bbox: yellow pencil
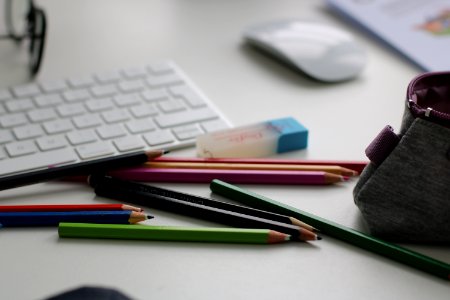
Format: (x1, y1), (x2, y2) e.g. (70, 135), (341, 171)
(145, 161), (358, 176)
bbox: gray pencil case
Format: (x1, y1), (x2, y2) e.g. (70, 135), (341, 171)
(353, 71), (450, 243)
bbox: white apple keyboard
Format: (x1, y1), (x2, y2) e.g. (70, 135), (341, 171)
(0, 61), (231, 177)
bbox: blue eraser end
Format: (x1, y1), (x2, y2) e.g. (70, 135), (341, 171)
(269, 117), (308, 153)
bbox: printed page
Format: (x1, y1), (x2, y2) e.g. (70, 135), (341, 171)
(327, 0), (450, 71)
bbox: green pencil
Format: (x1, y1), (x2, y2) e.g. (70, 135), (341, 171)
(210, 179), (450, 281)
(58, 223), (291, 244)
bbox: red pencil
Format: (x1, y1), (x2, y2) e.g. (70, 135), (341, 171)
(154, 157), (368, 173)
(0, 203), (143, 212)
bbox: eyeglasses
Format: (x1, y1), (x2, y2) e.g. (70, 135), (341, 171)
(0, 0), (47, 75)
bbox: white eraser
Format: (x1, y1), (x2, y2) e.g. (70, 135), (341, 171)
(196, 117), (308, 158)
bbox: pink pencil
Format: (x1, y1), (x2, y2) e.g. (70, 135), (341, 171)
(0, 203), (143, 212)
(108, 168), (348, 185)
(154, 157), (368, 173)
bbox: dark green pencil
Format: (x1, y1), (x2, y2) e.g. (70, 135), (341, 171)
(210, 179), (450, 281)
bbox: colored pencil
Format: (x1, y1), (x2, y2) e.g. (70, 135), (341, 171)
(0, 211), (150, 227)
(209, 179), (450, 281)
(87, 175), (317, 232)
(145, 161), (358, 176)
(154, 157), (368, 173)
(90, 175), (320, 241)
(0, 203), (143, 212)
(0, 149), (168, 191)
(59, 223), (291, 244)
(108, 168), (347, 185)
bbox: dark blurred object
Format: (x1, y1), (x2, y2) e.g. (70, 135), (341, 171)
(0, 0), (46, 75)
(44, 286), (133, 300)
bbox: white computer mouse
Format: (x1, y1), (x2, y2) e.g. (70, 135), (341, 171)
(243, 20), (367, 82)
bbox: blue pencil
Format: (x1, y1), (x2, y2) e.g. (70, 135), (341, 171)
(0, 211), (150, 227)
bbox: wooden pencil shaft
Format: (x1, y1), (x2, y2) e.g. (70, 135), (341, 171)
(92, 177), (314, 241)
(0, 211), (148, 227)
(210, 180), (450, 281)
(146, 161), (356, 175)
(58, 223), (290, 244)
(89, 175), (301, 227)
(0, 204), (143, 212)
(108, 168), (344, 185)
(154, 157), (368, 173)
(0, 150), (165, 191)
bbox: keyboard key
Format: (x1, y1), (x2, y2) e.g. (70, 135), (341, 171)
(154, 107), (218, 128)
(34, 94), (64, 107)
(72, 114), (103, 129)
(96, 124), (127, 139)
(5, 98), (35, 112)
(95, 70), (122, 83)
(67, 129), (98, 145)
(76, 142), (115, 159)
(91, 84), (117, 97)
(148, 62), (175, 74)
(113, 136), (146, 152)
(57, 103), (86, 117)
(122, 66), (148, 78)
(143, 130), (175, 146)
(101, 109), (130, 124)
(158, 99), (186, 113)
(0, 147), (77, 175)
(125, 119), (156, 133)
(113, 93), (142, 107)
(173, 125), (203, 140)
(43, 119), (73, 134)
(12, 83), (41, 98)
(6, 141), (38, 157)
(0, 130), (14, 144)
(0, 113), (28, 128)
(13, 124), (44, 140)
(68, 75), (96, 88)
(141, 89), (169, 102)
(146, 73), (184, 87)
(201, 119), (230, 133)
(28, 108), (58, 123)
(40, 79), (68, 93)
(170, 85), (206, 108)
(129, 104), (158, 118)
(118, 80), (145, 93)
(85, 98), (115, 112)
(36, 135), (68, 151)
(63, 89), (90, 102)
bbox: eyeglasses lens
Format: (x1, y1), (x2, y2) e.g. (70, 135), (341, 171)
(5, 0), (29, 39)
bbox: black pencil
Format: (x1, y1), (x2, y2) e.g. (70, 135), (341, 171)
(0, 150), (168, 191)
(89, 175), (320, 242)
(88, 174), (317, 232)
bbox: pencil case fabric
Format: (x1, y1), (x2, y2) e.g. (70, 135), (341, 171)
(353, 71), (450, 243)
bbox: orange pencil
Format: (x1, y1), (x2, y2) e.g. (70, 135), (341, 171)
(154, 157), (367, 173)
(145, 161), (358, 176)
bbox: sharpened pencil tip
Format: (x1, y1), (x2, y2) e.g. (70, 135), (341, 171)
(145, 149), (170, 160)
(146, 214), (154, 220)
(316, 235), (322, 240)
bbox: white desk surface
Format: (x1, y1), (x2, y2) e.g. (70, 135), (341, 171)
(0, 0), (448, 299)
